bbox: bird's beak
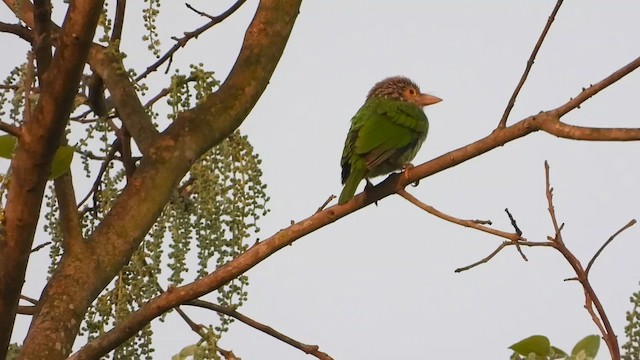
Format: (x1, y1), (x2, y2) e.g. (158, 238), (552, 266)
(416, 93), (442, 107)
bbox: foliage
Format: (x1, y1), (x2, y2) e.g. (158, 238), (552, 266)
(622, 284), (640, 360)
(509, 335), (599, 360)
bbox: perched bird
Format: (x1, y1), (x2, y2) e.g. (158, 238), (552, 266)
(338, 76), (442, 204)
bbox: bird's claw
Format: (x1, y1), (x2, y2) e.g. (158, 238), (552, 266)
(364, 179), (379, 206)
(402, 163), (420, 187)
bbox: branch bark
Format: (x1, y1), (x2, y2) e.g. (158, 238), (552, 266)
(0, 2), (104, 358)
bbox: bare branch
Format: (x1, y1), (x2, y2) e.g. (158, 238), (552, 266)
(0, 21), (33, 42)
(498, 0), (563, 128)
(135, 0), (247, 81)
(186, 299), (334, 360)
(553, 55), (640, 117)
(398, 189), (523, 242)
(543, 163), (620, 360)
(585, 219), (636, 275)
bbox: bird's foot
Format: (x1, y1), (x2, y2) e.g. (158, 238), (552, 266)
(364, 179), (379, 206)
(403, 163), (420, 187)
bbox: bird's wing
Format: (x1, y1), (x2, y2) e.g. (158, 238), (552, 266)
(353, 98), (428, 169)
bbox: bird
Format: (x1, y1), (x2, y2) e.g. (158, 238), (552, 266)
(338, 76), (442, 205)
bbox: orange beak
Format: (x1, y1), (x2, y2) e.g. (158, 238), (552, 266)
(416, 93), (442, 107)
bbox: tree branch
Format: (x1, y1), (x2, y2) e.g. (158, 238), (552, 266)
(543, 163), (620, 360)
(135, 0), (247, 82)
(0, 1), (105, 358)
(498, 0), (563, 128)
(398, 189), (523, 242)
(0, 121), (21, 137)
(69, 53), (640, 359)
(585, 219), (636, 276)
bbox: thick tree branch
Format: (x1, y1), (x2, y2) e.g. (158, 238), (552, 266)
(3, 0), (160, 154)
(498, 0), (563, 128)
(20, 1), (302, 359)
(0, 1), (104, 358)
(0, 21), (33, 42)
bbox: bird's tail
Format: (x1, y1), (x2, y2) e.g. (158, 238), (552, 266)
(338, 168), (366, 205)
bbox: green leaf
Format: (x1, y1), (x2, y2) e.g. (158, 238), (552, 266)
(0, 135), (17, 159)
(49, 146), (75, 180)
(549, 345), (569, 359)
(571, 335), (599, 358)
(510, 335), (551, 357)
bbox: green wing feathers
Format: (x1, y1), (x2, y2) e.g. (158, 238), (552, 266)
(339, 98), (429, 204)
(338, 166), (366, 204)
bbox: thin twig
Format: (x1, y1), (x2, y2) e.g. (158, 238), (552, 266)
(455, 240), (551, 272)
(316, 195), (335, 213)
(30, 241), (51, 253)
(504, 208), (528, 261)
(398, 189), (523, 242)
(497, 0), (563, 128)
(585, 219), (636, 275)
(544, 161), (564, 245)
(77, 140), (119, 209)
(455, 242), (509, 272)
(135, 0), (247, 82)
(20, 294), (38, 304)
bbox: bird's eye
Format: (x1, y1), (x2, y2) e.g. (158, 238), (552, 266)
(408, 88), (416, 95)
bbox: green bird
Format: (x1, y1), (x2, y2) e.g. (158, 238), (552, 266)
(338, 76), (442, 204)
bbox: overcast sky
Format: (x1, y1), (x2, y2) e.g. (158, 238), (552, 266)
(5, 1), (640, 359)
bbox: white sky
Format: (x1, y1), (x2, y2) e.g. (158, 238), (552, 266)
(5, 1), (640, 359)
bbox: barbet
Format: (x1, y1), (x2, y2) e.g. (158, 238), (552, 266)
(338, 76), (442, 204)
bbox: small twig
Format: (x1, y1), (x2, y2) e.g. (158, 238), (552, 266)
(20, 294), (38, 304)
(585, 219), (636, 275)
(455, 242), (510, 272)
(135, 0), (247, 82)
(504, 208), (523, 236)
(316, 195), (335, 213)
(497, 0), (563, 128)
(544, 161), (564, 245)
(77, 141), (120, 209)
(185, 3), (215, 20)
(398, 189), (523, 242)
(504, 208), (528, 261)
(30, 241), (51, 253)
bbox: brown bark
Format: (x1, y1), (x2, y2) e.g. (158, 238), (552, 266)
(0, 2), (104, 358)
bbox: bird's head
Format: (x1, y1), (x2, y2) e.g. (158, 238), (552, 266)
(367, 76), (442, 107)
